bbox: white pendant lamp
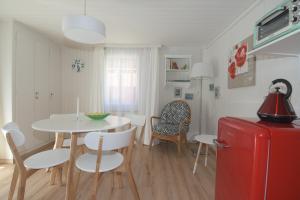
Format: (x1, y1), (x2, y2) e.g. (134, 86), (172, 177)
(62, 0), (106, 44)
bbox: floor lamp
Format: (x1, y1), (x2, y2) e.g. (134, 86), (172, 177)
(190, 63), (213, 142)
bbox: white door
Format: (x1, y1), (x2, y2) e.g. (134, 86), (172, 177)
(49, 44), (61, 115)
(15, 30), (35, 152)
(48, 44), (61, 140)
(33, 39), (50, 143)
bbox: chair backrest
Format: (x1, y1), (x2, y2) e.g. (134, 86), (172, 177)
(2, 122), (26, 170)
(124, 113), (146, 143)
(124, 113), (146, 127)
(160, 100), (191, 124)
(2, 122), (25, 147)
(84, 126), (136, 151)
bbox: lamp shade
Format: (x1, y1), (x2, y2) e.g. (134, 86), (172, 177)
(62, 15), (106, 44)
(190, 62), (213, 79)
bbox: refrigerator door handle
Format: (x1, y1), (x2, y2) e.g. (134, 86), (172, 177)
(213, 139), (230, 149)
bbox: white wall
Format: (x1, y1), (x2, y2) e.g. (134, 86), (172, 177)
(203, 0), (300, 134)
(62, 45), (205, 140)
(0, 20), (14, 159)
(61, 47), (95, 113)
(159, 46), (208, 140)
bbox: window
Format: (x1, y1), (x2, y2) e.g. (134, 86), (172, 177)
(104, 49), (139, 112)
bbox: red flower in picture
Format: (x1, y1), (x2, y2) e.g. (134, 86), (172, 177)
(235, 42), (248, 67)
(228, 62), (236, 79)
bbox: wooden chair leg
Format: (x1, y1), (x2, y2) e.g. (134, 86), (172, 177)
(177, 142), (181, 154)
(57, 167), (63, 186)
(17, 173), (27, 200)
(50, 167), (57, 185)
(8, 166), (19, 200)
(79, 145), (85, 154)
(193, 143), (203, 175)
(63, 161), (69, 180)
(90, 172), (100, 200)
(114, 171), (123, 188)
(127, 167), (140, 200)
(177, 136), (181, 154)
(74, 169), (81, 199)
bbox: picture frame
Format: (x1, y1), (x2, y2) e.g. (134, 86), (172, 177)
(185, 93), (194, 100)
(174, 87), (182, 98)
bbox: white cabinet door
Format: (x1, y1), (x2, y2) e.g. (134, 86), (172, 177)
(48, 44), (61, 140)
(49, 44), (61, 115)
(15, 30), (35, 152)
(33, 39), (50, 143)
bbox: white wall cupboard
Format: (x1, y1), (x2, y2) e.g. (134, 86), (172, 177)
(13, 22), (61, 153)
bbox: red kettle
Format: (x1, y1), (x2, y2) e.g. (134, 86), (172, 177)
(257, 79), (297, 123)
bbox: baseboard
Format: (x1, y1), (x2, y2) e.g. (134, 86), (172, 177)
(0, 159), (13, 164)
(21, 141), (55, 160)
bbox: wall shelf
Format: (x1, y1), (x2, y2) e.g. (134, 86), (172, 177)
(165, 55), (192, 86)
(248, 29), (300, 57)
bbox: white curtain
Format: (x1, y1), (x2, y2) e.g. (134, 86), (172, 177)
(89, 47), (105, 112)
(103, 47), (159, 145)
(103, 48), (139, 113)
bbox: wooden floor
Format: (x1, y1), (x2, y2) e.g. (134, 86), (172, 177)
(0, 143), (216, 200)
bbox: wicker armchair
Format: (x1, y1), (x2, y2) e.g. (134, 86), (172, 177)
(150, 100), (191, 153)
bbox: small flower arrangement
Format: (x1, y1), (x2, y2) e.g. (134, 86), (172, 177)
(72, 58), (85, 72)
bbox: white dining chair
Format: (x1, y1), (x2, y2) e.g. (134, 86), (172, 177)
(74, 127), (140, 200)
(2, 122), (70, 200)
(124, 113), (146, 144)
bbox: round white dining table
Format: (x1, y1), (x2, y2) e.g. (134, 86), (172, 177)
(32, 114), (130, 133)
(32, 114), (131, 200)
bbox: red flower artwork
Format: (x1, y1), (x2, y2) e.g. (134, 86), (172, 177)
(235, 42), (247, 67)
(227, 41), (248, 79)
(228, 62), (236, 79)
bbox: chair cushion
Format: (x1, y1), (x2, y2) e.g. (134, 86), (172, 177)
(76, 151), (123, 173)
(160, 101), (190, 124)
(153, 123), (189, 136)
(24, 148), (69, 169)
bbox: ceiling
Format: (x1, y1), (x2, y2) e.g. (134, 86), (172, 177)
(0, 0), (256, 47)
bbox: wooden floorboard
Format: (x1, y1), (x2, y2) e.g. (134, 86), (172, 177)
(0, 143), (215, 200)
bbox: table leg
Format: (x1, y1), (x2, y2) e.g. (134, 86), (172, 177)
(66, 134), (78, 200)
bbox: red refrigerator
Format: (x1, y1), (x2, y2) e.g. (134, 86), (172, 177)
(215, 117), (300, 200)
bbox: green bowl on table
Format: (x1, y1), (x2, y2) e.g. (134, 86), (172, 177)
(85, 112), (110, 120)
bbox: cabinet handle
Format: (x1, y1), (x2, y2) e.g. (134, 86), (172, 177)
(213, 139), (230, 149)
(50, 92), (54, 97)
(34, 91), (39, 99)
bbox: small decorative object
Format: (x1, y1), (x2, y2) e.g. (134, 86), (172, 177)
(185, 93), (194, 100)
(228, 35), (256, 89)
(171, 62), (179, 69)
(174, 87), (182, 98)
(182, 64), (188, 70)
(72, 58), (85, 72)
(86, 112), (110, 120)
